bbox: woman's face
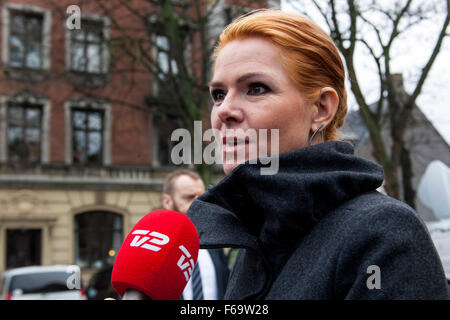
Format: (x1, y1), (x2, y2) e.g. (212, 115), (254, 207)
(210, 37), (314, 174)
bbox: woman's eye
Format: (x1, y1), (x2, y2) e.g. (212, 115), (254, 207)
(248, 83), (270, 95)
(211, 89), (226, 102)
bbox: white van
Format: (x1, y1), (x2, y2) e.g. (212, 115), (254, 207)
(0, 265), (86, 300)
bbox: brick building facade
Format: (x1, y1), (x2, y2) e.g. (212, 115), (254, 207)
(0, 0), (278, 288)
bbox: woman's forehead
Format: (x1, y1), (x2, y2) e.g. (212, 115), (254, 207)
(211, 38), (286, 84)
(215, 37), (280, 65)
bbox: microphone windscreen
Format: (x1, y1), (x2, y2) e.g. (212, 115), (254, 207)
(111, 209), (199, 300)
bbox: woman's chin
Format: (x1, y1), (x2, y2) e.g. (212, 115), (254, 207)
(222, 161), (246, 175)
(223, 163), (238, 175)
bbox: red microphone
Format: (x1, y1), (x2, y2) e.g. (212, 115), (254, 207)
(111, 210), (199, 300)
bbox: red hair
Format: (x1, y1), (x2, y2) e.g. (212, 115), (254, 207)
(214, 9), (347, 141)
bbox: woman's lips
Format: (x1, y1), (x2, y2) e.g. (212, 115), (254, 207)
(221, 136), (250, 153)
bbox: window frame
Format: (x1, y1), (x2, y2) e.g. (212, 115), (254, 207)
(65, 14), (110, 75)
(74, 211), (123, 269)
(64, 98), (111, 166)
(2, 3), (51, 71)
(7, 102), (43, 164)
(148, 14), (192, 96)
(9, 10), (43, 69)
(71, 108), (105, 166)
(0, 93), (50, 164)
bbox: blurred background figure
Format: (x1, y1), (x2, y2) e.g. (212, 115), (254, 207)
(162, 169), (229, 300)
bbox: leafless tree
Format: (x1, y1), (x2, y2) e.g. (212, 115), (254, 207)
(288, 0), (450, 208)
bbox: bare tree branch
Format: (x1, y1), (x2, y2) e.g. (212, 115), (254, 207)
(408, 0), (450, 106)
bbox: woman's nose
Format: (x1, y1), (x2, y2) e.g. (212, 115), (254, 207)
(216, 92), (244, 125)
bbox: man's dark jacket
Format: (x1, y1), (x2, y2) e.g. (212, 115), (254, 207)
(187, 141), (449, 299)
(208, 249), (230, 299)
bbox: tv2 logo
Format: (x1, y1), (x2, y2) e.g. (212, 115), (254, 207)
(129, 230), (170, 252)
(177, 245), (196, 282)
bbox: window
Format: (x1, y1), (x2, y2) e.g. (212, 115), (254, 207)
(64, 99), (111, 165)
(2, 3), (51, 73)
(74, 211), (123, 269)
(153, 113), (182, 166)
(6, 229), (42, 269)
(71, 108), (104, 165)
(9, 10), (43, 69)
(70, 20), (105, 74)
(155, 35), (178, 79)
(8, 272), (73, 294)
(7, 102), (42, 163)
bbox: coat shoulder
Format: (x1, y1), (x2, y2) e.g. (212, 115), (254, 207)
(330, 191), (427, 236)
(323, 192), (449, 299)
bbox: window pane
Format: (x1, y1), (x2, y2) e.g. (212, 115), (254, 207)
(73, 130), (86, 163)
(8, 106), (23, 126)
(7, 105), (42, 163)
(72, 110), (86, 129)
(87, 29), (102, 42)
(25, 128), (40, 143)
(27, 141), (40, 162)
(72, 29), (85, 41)
(25, 127), (41, 162)
(171, 59), (178, 75)
(26, 16), (42, 39)
(10, 14), (24, 33)
(86, 44), (101, 73)
(157, 36), (169, 70)
(156, 35), (169, 50)
(157, 51), (169, 75)
(88, 132), (102, 161)
(88, 112), (102, 130)
(72, 42), (86, 71)
(26, 40), (42, 69)
(10, 272), (71, 294)
(8, 127), (26, 162)
(72, 109), (104, 164)
(10, 34), (25, 67)
(8, 126), (23, 144)
(25, 108), (41, 126)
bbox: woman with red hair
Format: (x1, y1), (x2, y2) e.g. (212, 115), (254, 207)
(187, 9), (449, 299)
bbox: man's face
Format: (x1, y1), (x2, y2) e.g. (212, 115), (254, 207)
(163, 175), (205, 214)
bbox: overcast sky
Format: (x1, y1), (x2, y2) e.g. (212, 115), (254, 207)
(281, 0), (450, 145)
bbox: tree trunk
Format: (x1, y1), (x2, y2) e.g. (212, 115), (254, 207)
(400, 146), (416, 209)
(382, 164), (400, 200)
(195, 162), (213, 187)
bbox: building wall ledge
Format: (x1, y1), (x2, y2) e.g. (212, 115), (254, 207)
(0, 163), (175, 191)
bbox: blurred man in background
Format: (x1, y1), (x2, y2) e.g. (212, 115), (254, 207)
(162, 169), (229, 300)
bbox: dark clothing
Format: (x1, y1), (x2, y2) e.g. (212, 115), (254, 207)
(187, 141), (449, 299)
(208, 249), (230, 299)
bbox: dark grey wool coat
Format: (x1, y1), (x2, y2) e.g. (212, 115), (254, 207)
(187, 141), (449, 299)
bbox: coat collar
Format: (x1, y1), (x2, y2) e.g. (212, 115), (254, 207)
(187, 141), (384, 299)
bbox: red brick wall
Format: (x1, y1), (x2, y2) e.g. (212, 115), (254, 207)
(0, 0), (153, 166)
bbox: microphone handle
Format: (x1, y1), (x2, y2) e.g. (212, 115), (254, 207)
(122, 289), (151, 300)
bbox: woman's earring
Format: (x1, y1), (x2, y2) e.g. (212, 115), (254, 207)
(308, 124), (324, 146)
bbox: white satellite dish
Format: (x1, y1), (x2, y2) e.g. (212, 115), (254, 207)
(417, 160), (450, 220)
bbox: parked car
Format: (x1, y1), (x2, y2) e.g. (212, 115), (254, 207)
(0, 265), (86, 300)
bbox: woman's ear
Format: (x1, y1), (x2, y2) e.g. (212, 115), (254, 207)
(311, 87), (339, 133)
(161, 194), (174, 211)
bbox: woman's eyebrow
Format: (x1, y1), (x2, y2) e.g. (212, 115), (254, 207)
(208, 80), (224, 88)
(209, 72), (270, 88)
